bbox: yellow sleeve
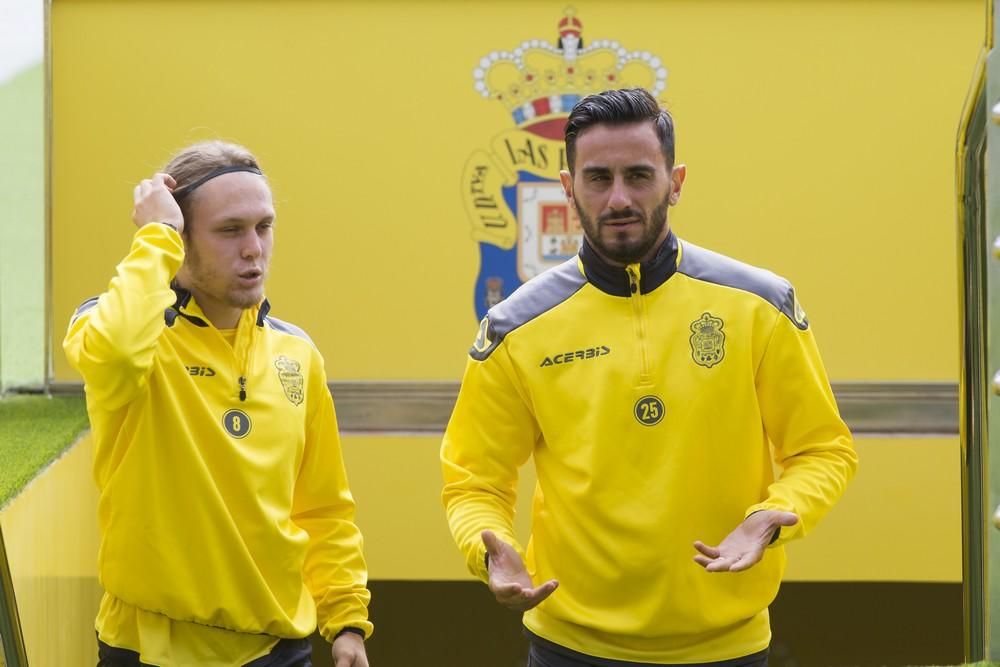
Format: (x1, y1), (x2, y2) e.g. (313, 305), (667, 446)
(441, 341), (539, 583)
(292, 352), (373, 642)
(62, 224), (184, 410)
(746, 306), (858, 545)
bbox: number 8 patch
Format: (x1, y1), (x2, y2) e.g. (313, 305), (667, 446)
(634, 395), (665, 426)
(223, 409), (252, 438)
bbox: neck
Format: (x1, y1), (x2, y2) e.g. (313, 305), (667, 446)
(181, 283), (243, 329)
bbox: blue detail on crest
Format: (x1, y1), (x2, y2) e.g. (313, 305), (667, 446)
(509, 95), (581, 124)
(561, 94), (581, 111)
(473, 171), (561, 321)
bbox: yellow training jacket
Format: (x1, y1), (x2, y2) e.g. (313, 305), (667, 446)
(63, 224), (372, 662)
(442, 231), (857, 664)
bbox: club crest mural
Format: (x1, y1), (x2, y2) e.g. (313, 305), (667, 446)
(462, 8), (668, 320)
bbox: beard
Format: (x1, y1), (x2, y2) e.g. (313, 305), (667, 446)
(575, 193), (670, 265)
(183, 243), (263, 310)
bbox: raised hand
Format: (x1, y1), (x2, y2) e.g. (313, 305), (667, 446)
(132, 172), (184, 232)
(693, 510), (799, 573)
(482, 529), (558, 612)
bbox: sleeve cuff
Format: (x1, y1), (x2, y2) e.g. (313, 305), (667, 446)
(320, 620), (374, 643)
(334, 627), (367, 641)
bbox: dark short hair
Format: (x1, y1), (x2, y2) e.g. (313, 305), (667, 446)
(564, 88), (675, 173)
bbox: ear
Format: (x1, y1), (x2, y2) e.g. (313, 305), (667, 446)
(668, 164), (687, 205)
(559, 170), (574, 205)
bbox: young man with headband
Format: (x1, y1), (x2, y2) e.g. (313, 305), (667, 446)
(64, 141), (371, 667)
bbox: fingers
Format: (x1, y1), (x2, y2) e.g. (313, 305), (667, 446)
(531, 579), (559, 604)
(694, 549), (763, 572)
(494, 579), (559, 611)
(693, 554), (713, 568)
(151, 172), (176, 191)
(693, 540), (720, 558)
(696, 555), (738, 572)
(132, 174), (184, 231)
(490, 581), (523, 598)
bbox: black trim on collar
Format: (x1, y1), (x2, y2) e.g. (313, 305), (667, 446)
(164, 283), (269, 328)
(579, 230), (679, 297)
(255, 299), (271, 327)
(164, 283), (209, 328)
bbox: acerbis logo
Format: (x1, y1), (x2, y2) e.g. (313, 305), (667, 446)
(186, 366), (216, 377)
(540, 346), (610, 367)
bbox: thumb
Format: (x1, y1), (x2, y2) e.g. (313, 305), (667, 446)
(773, 511), (799, 527)
(481, 530), (504, 558)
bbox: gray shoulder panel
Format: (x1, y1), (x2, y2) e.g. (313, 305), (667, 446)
(470, 258), (587, 361)
(265, 316), (317, 347)
(70, 297), (100, 325)
(677, 241), (808, 330)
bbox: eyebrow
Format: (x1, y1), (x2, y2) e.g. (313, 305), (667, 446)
(581, 165), (656, 176)
(213, 215), (275, 226)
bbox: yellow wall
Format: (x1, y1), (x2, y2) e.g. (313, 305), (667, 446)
(0, 436), (100, 667)
(343, 434), (961, 583)
(0, 427), (961, 665)
(50, 0), (982, 382)
(39, 3), (972, 629)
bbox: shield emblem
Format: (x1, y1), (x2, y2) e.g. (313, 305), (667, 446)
(517, 182), (582, 281)
(690, 312), (725, 368)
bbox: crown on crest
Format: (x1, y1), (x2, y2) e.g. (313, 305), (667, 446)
(472, 7), (668, 126)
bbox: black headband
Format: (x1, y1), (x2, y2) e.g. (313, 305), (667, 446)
(172, 165), (264, 201)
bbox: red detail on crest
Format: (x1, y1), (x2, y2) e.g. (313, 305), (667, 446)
(523, 117), (568, 140)
(526, 74), (534, 81)
(567, 67), (575, 74)
(541, 204), (568, 233)
(558, 14), (582, 37)
(532, 98), (552, 116)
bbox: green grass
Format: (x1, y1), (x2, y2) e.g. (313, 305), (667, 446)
(0, 394), (89, 508)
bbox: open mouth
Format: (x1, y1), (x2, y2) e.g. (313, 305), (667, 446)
(238, 270), (263, 283)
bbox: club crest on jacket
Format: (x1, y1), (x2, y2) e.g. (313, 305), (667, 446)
(690, 313), (725, 368)
(275, 356), (305, 406)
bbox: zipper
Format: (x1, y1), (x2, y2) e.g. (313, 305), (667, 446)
(626, 264), (652, 384)
(232, 308), (259, 403)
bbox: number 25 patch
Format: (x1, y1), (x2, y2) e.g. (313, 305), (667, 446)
(223, 409), (252, 438)
(634, 395), (665, 426)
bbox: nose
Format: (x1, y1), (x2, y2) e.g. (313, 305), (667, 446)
(242, 231), (262, 260)
(607, 176), (632, 211)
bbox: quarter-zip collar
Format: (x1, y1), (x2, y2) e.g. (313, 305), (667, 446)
(579, 230), (679, 297)
(166, 284), (270, 331)
(167, 284), (269, 402)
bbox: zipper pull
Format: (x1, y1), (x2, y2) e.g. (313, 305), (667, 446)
(239, 376), (247, 402)
(627, 266), (640, 295)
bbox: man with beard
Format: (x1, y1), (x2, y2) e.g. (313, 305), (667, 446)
(64, 141), (371, 667)
(441, 88), (857, 666)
